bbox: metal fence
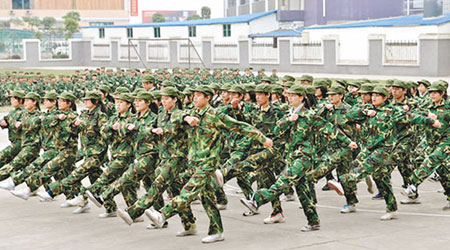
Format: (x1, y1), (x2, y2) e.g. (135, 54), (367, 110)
(91, 43), (111, 61)
(178, 41), (202, 63)
(250, 42), (278, 63)
(384, 40), (418, 65)
(118, 42), (139, 61)
(212, 42), (239, 63)
(146, 41), (170, 62)
(292, 41), (322, 63)
(40, 39), (71, 60)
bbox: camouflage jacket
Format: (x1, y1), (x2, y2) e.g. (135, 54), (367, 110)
(51, 109), (79, 151)
(156, 107), (189, 160)
(122, 109), (159, 157)
(101, 109), (134, 159)
(1, 106), (24, 143)
(39, 108), (59, 151)
(20, 109), (41, 147)
(78, 106), (108, 157)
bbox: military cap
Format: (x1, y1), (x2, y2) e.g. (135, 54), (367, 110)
(299, 75), (313, 82)
(348, 81), (362, 88)
(390, 80), (407, 89)
(160, 87), (179, 97)
(408, 81), (418, 88)
(161, 80), (175, 87)
(371, 86), (389, 96)
(220, 82), (233, 91)
(254, 84), (272, 93)
(287, 85), (306, 96)
(135, 91), (153, 101)
(270, 84), (284, 94)
(261, 76), (272, 83)
(438, 80), (449, 89)
(183, 87), (194, 95)
(114, 87), (130, 96)
(97, 84), (111, 93)
(133, 87), (146, 95)
(313, 80), (328, 88)
(25, 92), (40, 101)
(281, 81), (295, 88)
(243, 83), (256, 92)
(210, 82), (222, 90)
(116, 93), (134, 103)
(385, 79), (396, 86)
(428, 81), (447, 92)
(143, 75), (156, 83)
(59, 92), (77, 102)
(335, 79), (348, 88)
(327, 85), (346, 95)
(152, 90), (162, 99)
(11, 90), (25, 99)
(83, 91), (102, 100)
(194, 85), (214, 96)
(304, 86), (316, 95)
(282, 75), (295, 82)
(228, 85), (246, 94)
(359, 84), (375, 94)
(417, 79), (431, 87)
(43, 91), (58, 100)
(106, 69), (113, 72)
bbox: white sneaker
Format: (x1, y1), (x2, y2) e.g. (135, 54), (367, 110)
(117, 209), (133, 225)
(340, 204), (356, 213)
(217, 204), (227, 210)
(0, 178), (15, 191)
(99, 212), (117, 218)
(60, 201), (75, 208)
(146, 221), (168, 229)
(10, 187), (33, 200)
(66, 196), (84, 206)
(240, 198), (258, 213)
(263, 213), (285, 224)
(327, 180), (344, 196)
(37, 191), (54, 201)
(201, 233), (224, 243)
(301, 224), (320, 232)
(144, 208), (166, 229)
(86, 190), (104, 208)
(380, 211), (398, 221)
(401, 184), (417, 198)
(365, 177), (375, 194)
(400, 197), (421, 204)
(176, 226), (197, 237)
(214, 169), (224, 188)
(72, 203), (91, 214)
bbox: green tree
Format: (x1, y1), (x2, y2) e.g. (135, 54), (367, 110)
(187, 14), (201, 20)
(22, 16), (41, 31)
(152, 13), (166, 23)
(201, 6), (211, 19)
(63, 11), (81, 22)
(64, 17), (79, 39)
(42, 17), (56, 32)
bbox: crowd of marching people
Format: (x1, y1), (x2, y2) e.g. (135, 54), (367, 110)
(0, 67), (448, 243)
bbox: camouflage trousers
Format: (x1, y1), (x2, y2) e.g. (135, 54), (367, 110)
(160, 163), (222, 235)
(340, 147), (397, 212)
(0, 142), (21, 168)
(308, 148), (358, 206)
(26, 149), (77, 199)
(222, 150), (254, 200)
(88, 156), (133, 213)
(391, 139), (416, 187)
(48, 154), (103, 198)
(100, 153), (163, 213)
(11, 149), (58, 186)
(0, 145), (40, 182)
(253, 156), (319, 225)
(223, 148), (283, 215)
(127, 157), (196, 231)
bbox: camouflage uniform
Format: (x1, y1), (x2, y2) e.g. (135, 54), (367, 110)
(0, 105), (24, 169)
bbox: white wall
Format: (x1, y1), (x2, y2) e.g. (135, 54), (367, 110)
(248, 13), (279, 35)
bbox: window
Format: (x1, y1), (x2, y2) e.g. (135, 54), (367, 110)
(223, 24), (231, 37)
(127, 28), (133, 38)
(154, 27), (161, 38)
(240, 0), (247, 5)
(188, 26), (196, 37)
(89, 22), (113, 26)
(12, 0), (30, 9)
(99, 28), (105, 39)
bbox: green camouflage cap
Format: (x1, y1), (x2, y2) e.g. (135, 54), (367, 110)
(417, 79), (431, 87)
(287, 85), (306, 96)
(335, 79), (348, 88)
(161, 80), (175, 87)
(348, 81), (362, 88)
(117, 93), (134, 103)
(304, 86), (315, 95)
(194, 85), (214, 96)
(152, 90), (162, 99)
(327, 85), (346, 95)
(281, 81), (295, 88)
(11, 90), (25, 99)
(228, 85), (246, 94)
(133, 87), (146, 95)
(25, 92), (40, 101)
(270, 84), (284, 94)
(243, 83), (256, 92)
(135, 91), (153, 101)
(385, 79), (396, 86)
(210, 82), (222, 90)
(220, 82), (233, 91)
(106, 69), (113, 72)
(114, 87), (130, 96)
(160, 87), (179, 97)
(371, 86), (389, 96)
(407, 81), (418, 88)
(143, 75), (156, 83)
(83, 91), (102, 100)
(313, 80), (328, 88)
(183, 87), (194, 95)
(428, 81), (447, 92)
(390, 80), (407, 89)
(43, 91), (58, 100)
(254, 84), (272, 93)
(359, 84), (375, 94)
(97, 84), (111, 93)
(282, 75), (295, 82)
(59, 91), (77, 102)
(299, 75), (313, 82)
(261, 76), (272, 83)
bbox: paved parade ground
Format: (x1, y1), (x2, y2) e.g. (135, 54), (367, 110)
(0, 113), (449, 250)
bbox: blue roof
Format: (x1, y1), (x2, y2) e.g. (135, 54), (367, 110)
(307, 12), (450, 30)
(249, 28), (304, 38)
(83, 10), (277, 29)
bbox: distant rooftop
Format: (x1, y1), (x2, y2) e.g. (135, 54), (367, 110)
(83, 10), (277, 29)
(248, 28), (304, 38)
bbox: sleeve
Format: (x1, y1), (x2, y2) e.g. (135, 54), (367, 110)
(217, 112), (268, 145)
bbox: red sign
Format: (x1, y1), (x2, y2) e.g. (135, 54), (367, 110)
(130, 0), (138, 16)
